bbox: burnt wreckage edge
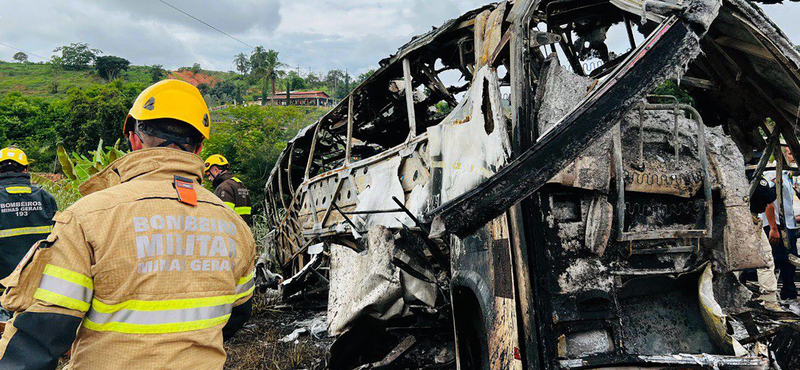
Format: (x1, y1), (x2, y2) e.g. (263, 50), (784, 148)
(430, 18), (704, 238)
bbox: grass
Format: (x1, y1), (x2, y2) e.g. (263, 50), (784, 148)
(0, 61), (238, 100)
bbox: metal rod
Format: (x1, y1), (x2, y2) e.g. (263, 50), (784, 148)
(673, 105), (680, 163)
(748, 129), (781, 197)
(391, 196), (451, 275)
(617, 103), (714, 241)
(304, 124), (322, 180)
(346, 96), (354, 165)
(403, 58), (417, 140)
(624, 16), (637, 50)
(613, 123), (626, 238)
(638, 104), (645, 168)
(332, 202), (362, 235)
(341, 208), (405, 215)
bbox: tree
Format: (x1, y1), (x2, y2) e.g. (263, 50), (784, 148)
(250, 47), (286, 105)
(12, 52), (28, 63)
(48, 56), (64, 94)
(285, 71), (307, 91)
(190, 63), (202, 74)
(95, 56), (130, 81)
(325, 69), (348, 98)
(55, 80), (147, 155)
(305, 72), (322, 89)
(197, 83), (211, 96)
(148, 64), (168, 83)
(53, 43), (102, 70)
(356, 69), (376, 85)
(233, 52), (251, 76)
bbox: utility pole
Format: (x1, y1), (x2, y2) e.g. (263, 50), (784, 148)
(345, 69), (350, 95)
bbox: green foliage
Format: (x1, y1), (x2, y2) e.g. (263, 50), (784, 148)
(148, 64), (168, 83)
(652, 80), (694, 105)
(285, 71), (307, 91)
(0, 79), (145, 173)
(233, 53), (251, 76)
(250, 48), (285, 104)
(0, 92), (66, 171)
(30, 139), (127, 211)
(203, 79), (247, 106)
(55, 80), (147, 155)
(57, 138), (126, 185)
(13, 52), (27, 63)
(95, 56), (130, 81)
(53, 43), (102, 70)
(30, 173), (81, 211)
(201, 105), (329, 206)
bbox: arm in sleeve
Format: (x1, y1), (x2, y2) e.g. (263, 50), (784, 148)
(46, 191), (58, 218)
(0, 211), (94, 369)
(215, 183), (237, 210)
(223, 228), (256, 341)
(222, 299), (251, 341)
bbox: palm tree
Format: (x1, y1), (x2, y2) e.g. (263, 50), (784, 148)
(233, 52), (250, 77)
(250, 47), (286, 105)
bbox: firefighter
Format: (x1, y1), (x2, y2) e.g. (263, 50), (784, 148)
(204, 154), (252, 225)
(0, 147), (57, 283)
(0, 80), (256, 370)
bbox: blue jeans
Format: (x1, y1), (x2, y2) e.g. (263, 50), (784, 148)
(766, 226), (798, 299)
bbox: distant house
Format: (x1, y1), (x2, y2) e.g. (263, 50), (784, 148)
(264, 91), (336, 107)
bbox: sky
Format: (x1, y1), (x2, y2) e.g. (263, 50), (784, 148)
(0, 0), (798, 76)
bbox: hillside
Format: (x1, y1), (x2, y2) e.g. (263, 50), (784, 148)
(0, 61), (237, 100)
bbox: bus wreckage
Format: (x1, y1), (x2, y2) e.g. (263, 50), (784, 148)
(259, 0), (800, 368)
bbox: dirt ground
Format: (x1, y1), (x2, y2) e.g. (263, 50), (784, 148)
(224, 294), (332, 370)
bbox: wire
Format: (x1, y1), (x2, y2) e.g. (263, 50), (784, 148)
(0, 42), (48, 60)
(158, 0), (255, 50)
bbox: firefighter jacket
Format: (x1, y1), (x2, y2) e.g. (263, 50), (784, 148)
(212, 171), (252, 225)
(0, 172), (57, 280)
(0, 148), (256, 370)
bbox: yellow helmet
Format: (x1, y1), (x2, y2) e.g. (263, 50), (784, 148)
(0, 147), (29, 166)
(204, 154), (229, 173)
(124, 79), (211, 140)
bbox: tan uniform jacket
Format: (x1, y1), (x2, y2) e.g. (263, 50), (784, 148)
(0, 148), (256, 369)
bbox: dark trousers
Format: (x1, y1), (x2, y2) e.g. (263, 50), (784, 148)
(765, 226), (798, 300)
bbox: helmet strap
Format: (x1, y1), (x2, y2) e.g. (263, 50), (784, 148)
(135, 120), (197, 152)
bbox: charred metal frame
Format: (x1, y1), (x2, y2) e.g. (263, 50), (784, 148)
(614, 102), (713, 242)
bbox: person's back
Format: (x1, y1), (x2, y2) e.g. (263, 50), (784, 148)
(0, 80), (256, 370)
(0, 148), (57, 280)
(204, 155), (252, 225)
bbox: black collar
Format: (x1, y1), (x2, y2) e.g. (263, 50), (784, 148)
(212, 171), (233, 188)
(0, 172), (31, 186)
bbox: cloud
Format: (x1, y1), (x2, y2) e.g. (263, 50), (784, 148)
(0, 0), (797, 75)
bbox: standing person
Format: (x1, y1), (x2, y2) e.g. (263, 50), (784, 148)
(0, 147), (57, 282)
(204, 154), (252, 225)
(748, 176), (782, 311)
(761, 149), (799, 300)
(0, 80), (256, 370)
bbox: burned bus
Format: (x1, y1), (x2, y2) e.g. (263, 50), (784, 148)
(261, 0), (800, 368)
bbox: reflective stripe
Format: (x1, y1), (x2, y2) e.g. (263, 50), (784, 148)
(235, 206), (251, 215)
(236, 272), (255, 295)
(43, 264), (93, 289)
(83, 314), (231, 334)
(34, 289), (91, 312)
(5, 186), (31, 194)
(224, 202), (236, 210)
(83, 293), (246, 334)
(86, 304), (232, 325)
(231, 177), (242, 183)
(34, 265), (93, 312)
(39, 275), (92, 303)
(0, 225), (53, 239)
